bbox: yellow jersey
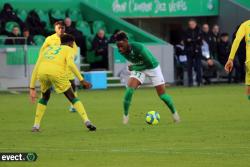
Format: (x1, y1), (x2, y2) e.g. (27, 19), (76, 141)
(30, 45), (83, 88)
(40, 33), (78, 56)
(229, 20), (250, 62)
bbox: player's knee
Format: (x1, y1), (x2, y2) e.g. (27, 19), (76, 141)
(71, 98), (79, 104)
(42, 90), (51, 101)
(38, 98), (48, 105)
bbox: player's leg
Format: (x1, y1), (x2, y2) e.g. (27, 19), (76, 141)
(52, 74), (96, 131)
(123, 71), (145, 124)
(32, 88), (51, 132)
(147, 66), (180, 123)
(245, 61), (250, 100)
(64, 88), (96, 131)
(32, 74), (52, 132)
(247, 86), (250, 100)
(155, 84), (180, 123)
(69, 79), (77, 112)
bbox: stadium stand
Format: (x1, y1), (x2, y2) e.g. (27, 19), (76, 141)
(33, 35), (45, 45)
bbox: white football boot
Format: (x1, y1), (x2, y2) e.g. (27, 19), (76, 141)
(123, 115), (129, 124)
(172, 111), (181, 123)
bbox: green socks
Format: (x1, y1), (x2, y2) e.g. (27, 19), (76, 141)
(160, 94), (176, 114)
(123, 89), (176, 116)
(123, 87), (135, 116)
(248, 95), (250, 100)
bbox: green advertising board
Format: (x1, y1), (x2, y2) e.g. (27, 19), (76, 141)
(82, 0), (219, 17)
(234, 0), (250, 9)
(0, 0), (219, 17)
(5, 46), (40, 65)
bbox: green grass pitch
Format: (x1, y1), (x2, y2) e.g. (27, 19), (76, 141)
(0, 85), (250, 167)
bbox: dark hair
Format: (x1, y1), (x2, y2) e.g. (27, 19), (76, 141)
(113, 29), (121, 35)
(115, 31), (128, 41)
(60, 34), (75, 45)
(3, 3), (13, 11)
(54, 21), (65, 27)
(23, 27), (29, 32)
(220, 33), (229, 37)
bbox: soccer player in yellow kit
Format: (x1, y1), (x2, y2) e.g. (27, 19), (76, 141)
(225, 20), (250, 100)
(29, 34), (96, 131)
(40, 21), (79, 112)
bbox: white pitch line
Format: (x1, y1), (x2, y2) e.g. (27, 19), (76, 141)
(0, 147), (250, 156)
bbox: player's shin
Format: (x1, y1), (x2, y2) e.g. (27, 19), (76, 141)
(123, 87), (135, 116)
(69, 91), (78, 112)
(72, 98), (89, 122)
(33, 98), (48, 128)
(160, 94), (180, 123)
(159, 94), (176, 114)
(247, 86), (250, 100)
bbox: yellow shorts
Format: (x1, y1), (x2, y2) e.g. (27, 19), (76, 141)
(66, 69), (75, 81)
(38, 73), (71, 93)
(246, 61), (250, 85)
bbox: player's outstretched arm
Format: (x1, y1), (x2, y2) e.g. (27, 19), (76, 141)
(224, 59), (234, 73)
(228, 22), (246, 61)
(29, 52), (43, 90)
(29, 88), (37, 103)
(80, 80), (92, 89)
(30, 38), (50, 89)
(67, 54), (92, 89)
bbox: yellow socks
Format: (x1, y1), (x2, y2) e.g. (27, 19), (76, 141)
(72, 98), (89, 123)
(33, 99), (47, 128)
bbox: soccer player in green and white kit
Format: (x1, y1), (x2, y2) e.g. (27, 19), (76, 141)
(115, 32), (180, 124)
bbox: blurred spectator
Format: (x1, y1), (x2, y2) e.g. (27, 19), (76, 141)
(25, 10), (46, 36)
(175, 40), (188, 85)
(183, 19), (202, 86)
(210, 24), (220, 59)
(218, 33), (231, 66)
(212, 24), (220, 37)
(64, 17), (86, 57)
(0, 3), (24, 34)
(175, 40), (187, 66)
(201, 39), (223, 84)
(64, 17), (74, 34)
(218, 33), (240, 83)
(22, 28), (35, 45)
(109, 29), (121, 43)
(92, 29), (109, 69)
(201, 23), (213, 54)
(5, 25), (23, 45)
(200, 23), (223, 84)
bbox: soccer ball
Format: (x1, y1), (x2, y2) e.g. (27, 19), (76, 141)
(145, 111), (160, 125)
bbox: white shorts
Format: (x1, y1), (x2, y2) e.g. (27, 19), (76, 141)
(130, 65), (165, 86)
